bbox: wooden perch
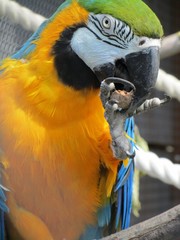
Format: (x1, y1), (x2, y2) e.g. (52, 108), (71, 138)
(161, 32), (180, 59)
(101, 204), (180, 240)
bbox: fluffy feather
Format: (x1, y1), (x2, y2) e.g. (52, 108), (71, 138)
(0, 1), (136, 239)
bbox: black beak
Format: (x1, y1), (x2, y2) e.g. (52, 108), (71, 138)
(124, 46), (160, 113)
(94, 46), (160, 113)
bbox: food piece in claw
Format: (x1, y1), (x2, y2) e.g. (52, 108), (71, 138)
(100, 77), (136, 160)
(111, 89), (134, 110)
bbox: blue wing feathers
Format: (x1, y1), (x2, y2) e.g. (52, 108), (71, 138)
(97, 202), (111, 227)
(0, 211), (5, 240)
(80, 225), (103, 240)
(115, 188), (122, 229)
(0, 185), (9, 240)
(115, 117), (135, 230)
(0, 188), (6, 202)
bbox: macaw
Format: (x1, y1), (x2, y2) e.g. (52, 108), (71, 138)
(0, 0), (163, 239)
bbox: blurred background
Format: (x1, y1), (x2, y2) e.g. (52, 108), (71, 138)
(133, 0), (180, 224)
(0, 0), (179, 227)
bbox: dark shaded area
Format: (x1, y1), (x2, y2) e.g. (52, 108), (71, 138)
(132, 0), (180, 226)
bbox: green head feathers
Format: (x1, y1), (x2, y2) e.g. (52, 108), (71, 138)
(58, 0), (163, 38)
(79, 0), (163, 38)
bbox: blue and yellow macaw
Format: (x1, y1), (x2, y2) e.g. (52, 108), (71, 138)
(0, 0), (163, 239)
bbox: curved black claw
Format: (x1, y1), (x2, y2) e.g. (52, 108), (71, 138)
(126, 150), (136, 159)
(160, 95), (171, 105)
(104, 77), (136, 92)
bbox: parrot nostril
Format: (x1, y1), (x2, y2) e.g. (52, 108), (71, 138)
(126, 150), (136, 159)
(139, 40), (146, 46)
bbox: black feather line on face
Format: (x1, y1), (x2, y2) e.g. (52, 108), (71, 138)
(52, 24), (100, 90)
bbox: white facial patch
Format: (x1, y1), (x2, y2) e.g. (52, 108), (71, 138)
(71, 27), (123, 70)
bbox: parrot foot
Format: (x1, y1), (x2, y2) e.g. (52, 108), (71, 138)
(100, 77), (170, 161)
(100, 78), (135, 160)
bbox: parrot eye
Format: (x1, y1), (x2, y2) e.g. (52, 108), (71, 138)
(87, 13), (135, 48)
(102, 17), (111, 29)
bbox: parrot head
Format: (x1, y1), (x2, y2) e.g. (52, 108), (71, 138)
(24, 0), (163, 112)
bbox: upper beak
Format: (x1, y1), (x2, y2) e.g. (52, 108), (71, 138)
(124, 46), (160, 113)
